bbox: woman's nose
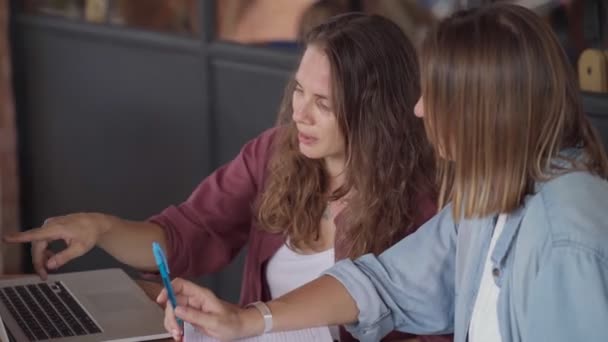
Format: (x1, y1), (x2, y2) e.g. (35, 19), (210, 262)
(292, 100), (313, 124)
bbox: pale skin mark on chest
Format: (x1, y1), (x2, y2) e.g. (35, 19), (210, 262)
(297, 199), (347, 254)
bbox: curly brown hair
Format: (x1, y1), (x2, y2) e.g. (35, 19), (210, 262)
(257, 13), (436, 258)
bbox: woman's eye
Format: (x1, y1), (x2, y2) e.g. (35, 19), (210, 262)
(317, 102), (331, 112)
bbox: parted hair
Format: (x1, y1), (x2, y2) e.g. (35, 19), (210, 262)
(419, 3), (608, 220)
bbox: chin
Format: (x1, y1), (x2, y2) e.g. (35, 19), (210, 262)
(298, 146), (324, 159)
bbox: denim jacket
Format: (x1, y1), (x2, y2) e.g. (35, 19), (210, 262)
(325, 171), (608, 342)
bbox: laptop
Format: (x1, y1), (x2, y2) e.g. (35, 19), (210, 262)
(0, 268), (171, 341)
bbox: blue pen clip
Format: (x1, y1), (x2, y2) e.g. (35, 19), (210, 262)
(152, 242), (183, 327)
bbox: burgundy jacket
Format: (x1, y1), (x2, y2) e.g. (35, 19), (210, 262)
(149, 128), (453, 342)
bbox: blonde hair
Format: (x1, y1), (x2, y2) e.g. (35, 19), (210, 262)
(420, 3), (608, 220)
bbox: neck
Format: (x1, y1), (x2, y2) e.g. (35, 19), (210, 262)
(324, 155), (346, 192)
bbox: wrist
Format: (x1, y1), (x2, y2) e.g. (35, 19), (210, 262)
(240, 305), (268, 337)
(96, 213), (117, 238)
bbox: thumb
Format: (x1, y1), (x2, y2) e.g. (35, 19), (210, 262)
(172, 279), (219, 310)
(47, 244), (86, 269)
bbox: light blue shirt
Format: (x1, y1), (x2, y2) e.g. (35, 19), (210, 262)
(325, 170), (608, 342)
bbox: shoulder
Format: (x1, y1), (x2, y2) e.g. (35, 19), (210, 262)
(527, 171), (608, 257)
(241, 127), (283, 157)
(240, 126), (291, 191)
(238, 126), (286, 171)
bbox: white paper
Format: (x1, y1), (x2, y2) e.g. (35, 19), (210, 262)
(183, 322), (334, 342)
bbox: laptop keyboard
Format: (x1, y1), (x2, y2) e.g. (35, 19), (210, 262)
(0, 281), (102, 341)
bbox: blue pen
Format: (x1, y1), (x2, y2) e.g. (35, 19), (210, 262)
(152, 242), (183, 327)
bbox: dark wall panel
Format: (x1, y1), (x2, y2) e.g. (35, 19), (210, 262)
(583, 93), (608, 150)
(589, 115), (608, 150)
(16, 26), (210, 273)
(212, 60), (293, 165)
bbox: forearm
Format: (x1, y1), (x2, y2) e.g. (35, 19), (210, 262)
(97, 215), (166, 271)
(245, 275), (359, 335)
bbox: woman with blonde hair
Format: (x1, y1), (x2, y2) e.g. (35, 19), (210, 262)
(158, 3), (608, 342)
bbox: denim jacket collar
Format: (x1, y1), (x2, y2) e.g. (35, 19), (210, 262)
(490, 203), (527, 276)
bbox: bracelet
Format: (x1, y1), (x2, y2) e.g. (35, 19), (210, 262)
(246, 301), (273, 334)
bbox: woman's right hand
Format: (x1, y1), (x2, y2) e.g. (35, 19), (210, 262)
(3, 213), (111, 279)
(157, 278), (264, 341)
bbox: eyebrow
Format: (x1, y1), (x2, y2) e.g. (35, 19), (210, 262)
(294, 79), (330, 101)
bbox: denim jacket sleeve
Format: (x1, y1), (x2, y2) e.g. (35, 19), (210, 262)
(324, 205), (458, 341)
(525, 244), (608, 341)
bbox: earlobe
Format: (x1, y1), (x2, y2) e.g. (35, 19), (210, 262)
(414, 98), (425, 118)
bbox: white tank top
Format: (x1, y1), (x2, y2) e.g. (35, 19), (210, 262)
(468, 213), (507, 342)
(266, 243), (338, 340)
(266, 243), (335, 297)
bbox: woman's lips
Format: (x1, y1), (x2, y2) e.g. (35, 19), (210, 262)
(298, 132), (318, 146)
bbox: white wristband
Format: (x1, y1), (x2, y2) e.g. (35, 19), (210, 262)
(246, 301), (273, 334)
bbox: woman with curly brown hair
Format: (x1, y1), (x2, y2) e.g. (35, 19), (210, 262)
(6, 13), (447, 342)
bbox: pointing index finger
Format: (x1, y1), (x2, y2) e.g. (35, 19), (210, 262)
(4, 226), (65, 243)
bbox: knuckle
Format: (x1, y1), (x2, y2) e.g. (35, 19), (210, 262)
(32, 240), (46, 249)
(199, 287), (212, 298)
